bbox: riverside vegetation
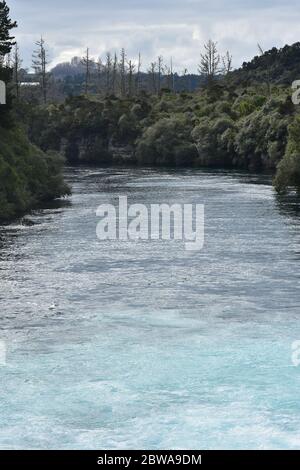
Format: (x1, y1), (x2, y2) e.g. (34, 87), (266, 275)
(0, 1), (69, 221)
(1, 0), (300, 222)
(25, 77), (300, 195)
(23, 41), (300, 195)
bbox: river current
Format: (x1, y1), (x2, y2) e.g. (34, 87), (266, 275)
(0, 167), (299, 449)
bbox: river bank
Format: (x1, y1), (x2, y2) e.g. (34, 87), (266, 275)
(0, 125), (70, 223)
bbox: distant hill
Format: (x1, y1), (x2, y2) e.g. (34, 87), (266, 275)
(50, 57), (205, 94)
(229, 42), (300, 86)
(51, 57), (90, 79)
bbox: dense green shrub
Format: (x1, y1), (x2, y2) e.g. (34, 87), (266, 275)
(0, 126), (70, 221)
(136, 116), (196, 166)
(22, 83), (299, 191)
(274, 116), (300, 193)
(192, 116), (236, 167)
(234, 98), (291, 169)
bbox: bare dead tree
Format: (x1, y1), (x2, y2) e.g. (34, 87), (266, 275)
(257, 43), (264, 56)
(170, 57), (175, 93)
(112, 52), (118, 95)
(257, 43), (271, 96)
(32, 36), (49, 103)
(12, 42), (22, 100)
(5, 51), (11, 67)
(136, 52), (142, 94)
(199, 39), (220, 86)
(182, 68), (188, 92)
(81, 47), (92, 95)
(105, 52), (112, 95)
(96, 57), (103, 94)
(119, 48), (126, 97)
(157, 55), (163, 93)
(148, 62), (157, 94)
(127, 59), (136, 97)
(164, 57), (175, 92)
(222, 51), (233, 75)
(162, 63), (170, 91)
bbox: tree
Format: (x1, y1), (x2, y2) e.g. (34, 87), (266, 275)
(4, 50), (10, 66)
(119, 48), (126, 97)
(136, 52), (142, 94)
(257, 43), (271, 96)
(112, 53), (118, 95)
(222, 51), (233, 75)
(199, 39), (220, 85)
(274, 116), (300, 193)
(136, 116), (197, 166)
(157, 55), (163, 93)
(149, 62), (157, 94)
(170, 57), (175, 93)
(0, 1), (17, 58)
(164, 57), (175, 92)
(96, 57), (103, 94)
(182, 68), (188, 92)
(0, 1), (16, 124)
(127, 59), (135, 97)
(32, 36), (49, 103)
(81, 47), (92, 95)
(12, 42), (22, 100)
(105, 52), (112, 94)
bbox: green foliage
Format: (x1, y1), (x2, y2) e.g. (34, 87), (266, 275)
(232, 94), (266, 117)
(0, 3), (69, 221)
(23, 73), (300, 191)
(274, 116), (300, 193)
(234, 96), (291, 169)
(0, 0), (17, 56)
(192, 116), (236, 167)
(0, 126), (70, 221)
(229, 43), (300, 87)
(2, 36), (299, 195)
(136, 116), (197, 167)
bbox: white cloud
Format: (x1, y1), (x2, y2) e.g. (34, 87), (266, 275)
(8, 0), (300, 73)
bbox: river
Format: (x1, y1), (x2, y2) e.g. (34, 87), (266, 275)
(0, 167), (300, 449)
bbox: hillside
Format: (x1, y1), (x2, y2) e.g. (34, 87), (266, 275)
(229, 42), (300, 86)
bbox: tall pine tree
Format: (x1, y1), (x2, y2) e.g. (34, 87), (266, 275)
(0, 1), (17, 58)
(0, 1), (17, 124)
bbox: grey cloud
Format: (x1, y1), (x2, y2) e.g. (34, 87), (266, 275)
(8, 0), (300, 72)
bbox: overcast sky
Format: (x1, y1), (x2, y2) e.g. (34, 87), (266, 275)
(8, 0), (300, 72)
